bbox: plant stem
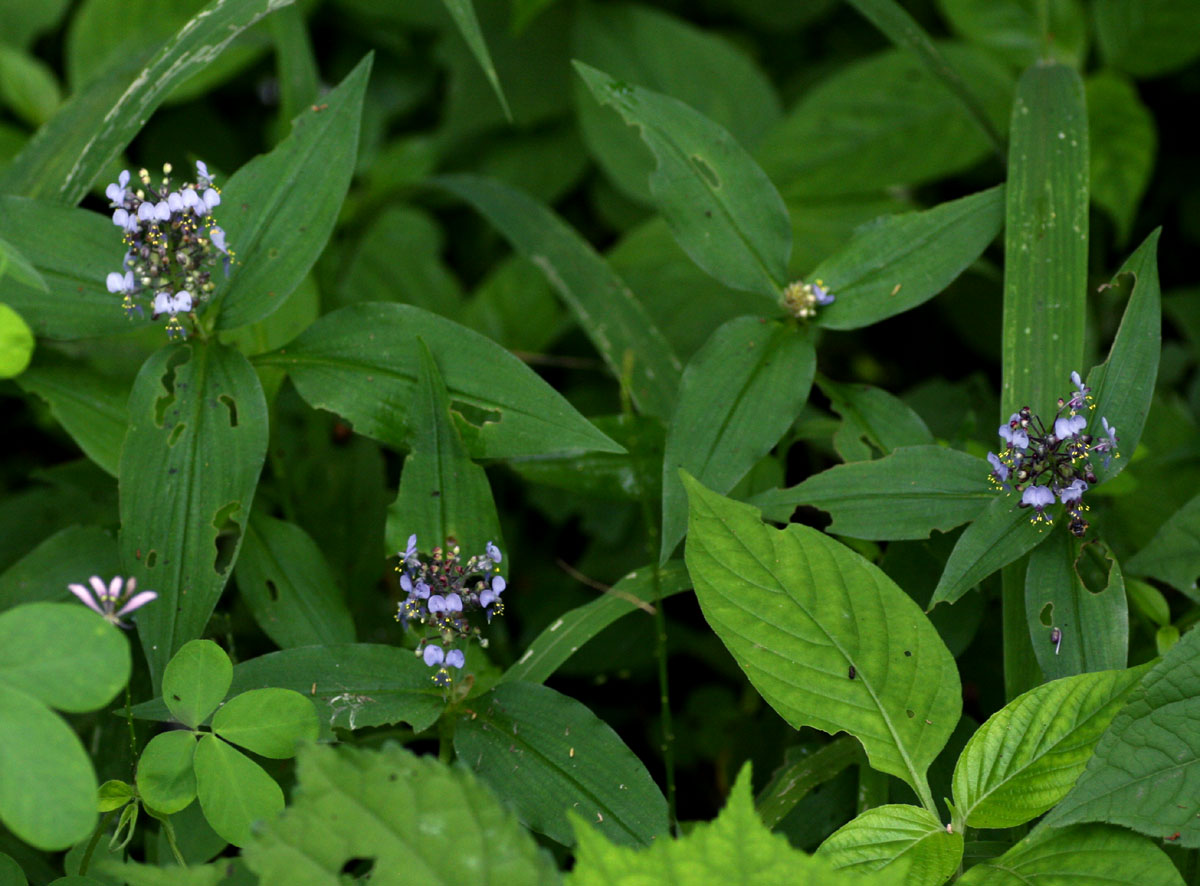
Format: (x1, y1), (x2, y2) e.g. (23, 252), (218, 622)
(78, 811), (114, 876)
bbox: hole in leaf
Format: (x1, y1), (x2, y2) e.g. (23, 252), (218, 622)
(452, 400), (501, 429)
(217, 394), (238, 428)
(167, 423), (186, 448)
(211, 501), (243, 576)
(266, 579), (279, 602)
(1039, 603), (1054, 627)
(339, 858), (375, 877)
(905, 709), (915, 719)
(1075, 541), (1113, 595)
(146, 550), (158, 568)
(689, 154), (720, 189)
(154, 348), (192, 427)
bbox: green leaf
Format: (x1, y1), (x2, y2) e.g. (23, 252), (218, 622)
(0, 0), (294, 204)
(811, 187), (1004, 331)
(0, 852), (22, 886)
(97, 778), (135, 812)
(755, 446), (991, 541)
(0, 301), (32, 378)
(1086, 229), (1161, 484)
(162, 639), (233, 729)
(193, 734), (283, 848)
(0, 684), (97, 850)
(1001, 62), (1088, 420)
(1093, 0), (1200, 78)
(755, 737), (861, 830)
(0, 45), (60, 126)
(256, 302), (623, 459)
(0, 526), (118, 611)
(819, 378), (934, 462)
(0, 602), (129, 712)
(0, 233), (46, 291)
(570, 1), (779, 204)
(682, 475), (960, 807)
(234, 513), (356, 649)
(98, 859), (225, 886)
(242, 743), (559, 884)
(119, 343), (268, 685)
(502, 561), (691, 686)
(1087, 72), (1156, 244)
(439, 0), (510, 119)
(936, 0), (1087, 68)
(568, 764), (908, 886)
(574, 60), (790, 301)
(0, 0), (71, 50)
(661, 317), (815, 561)
(213, 54), (370, 330)
(1127, 490), (1200, 599)
(136, 731), (198, 815)
(1025, 532), (1128, 679)
(929, 493), (1048, 608)
(952, 664), (1148, 829)
(385, 340), (501, 559)
(211, 688), (318, 759)
(957, 823), (1183, 885)
(434, 174), (681, 420)
(1049, 626), (1200, 846)
(816, 804), (961, 885)
(454, 682), (667, 847)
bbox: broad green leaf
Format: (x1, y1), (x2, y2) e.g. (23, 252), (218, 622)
(817, 804), (960, 885)
(661, 317), (815, 561)
(0, 233), (45, 290)
(136, 730), (198, 815)
(0, 602), (129, 712)
(1085, 230), (1161, 484)
(0, 852), (23, 885)
(755, 737), (861, 829)
(812, 187), (1003, 331)
(952, 664), (1147, 829)
(755, 446), (990, 541)
(454, 682), (667, 847)
(213, 54), (370, 330)
(385, 340), (501, 559)
(132, 644), (446, 735)
(682, 475), (961, 806)
(1025, 531), (1128, 679)
(256, 302), (622, 459)
(193, 734), (283, 848)
(17, 353), (127, 476)
(163, 640), (233, 729)
(119, 343), (268, 685)
(958, 823), (1183, 885)
(0, 45), (60, 126)
(936, 0), (1087, 68)
(0, 526), (118, 610)
(1001, 62), (1087, 420)
(242, 743), (559, 884)
(1087, 72), (1156, 244)
(434, 174), (681, 419)
(568, 765), (908, 886)
(234, 513), (356, 649)
(0, 301), (32, 378)
(0, 198), (133, 340)
(1093, 0), (1200, 78)
(929, 493), (1048, 607)
(819, 378), (934, 462)
(756, 44), (1012, 200)
(98, 859), (225, 886)
(0, 0), (294, 204)
(0, 685), (97, 850)
(1049, 626), (1200, 846)
(574, 61), (790, 301)
(1127, 490), (1200, 598)
(502, 561), (691, 685)
(211, 688), (318, 759)
(439, 0), (510, 119)
(571, 1), (779, 204)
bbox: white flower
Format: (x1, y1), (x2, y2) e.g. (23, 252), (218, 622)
(105, 170), (130, 204)
(106, 270), (135, 293)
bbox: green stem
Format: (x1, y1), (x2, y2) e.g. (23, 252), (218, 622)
(125, 683), (137, 778)
(78, 811), (114, 876)
(159, 812), (187, 867)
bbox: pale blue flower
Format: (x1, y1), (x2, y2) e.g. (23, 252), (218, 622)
(1067, 370), (1091, 409)
(999, 414), (1029, 450)
(105, 170), (130, 204)
(486, 541), (502, 563)
(445, 649), (465, 669)
(1021, 485), (1055, 518)
(106, 270), (135, 293)
(1057, 478), (1088, 504)
(422, 644), (445, 667)
(1054, 414), (1087, 439)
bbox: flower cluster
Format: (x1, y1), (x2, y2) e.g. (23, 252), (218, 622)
(782, 278), (835, 320)
(395, 535), (507, 687)
(104, 161), (231, 339)
(988, 371), (1119, 536)
(68, 575), (157, 628)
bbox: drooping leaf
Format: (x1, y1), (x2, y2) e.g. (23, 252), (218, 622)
(136, 730), (198, 815)
(193, 734), (283, 848)
(162, 639), (233, 730)
(816, 804), (961, 886)
(682, 474), (960, 807)
(211, 688), (318, 759)
(1126, 489), (1200, 599)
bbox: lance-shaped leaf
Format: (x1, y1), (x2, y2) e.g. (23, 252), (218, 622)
(0, 0), (295, 204)
(120, 343), (268, 687)
(255, 302), (622, 459)
(952, 664), (1148, 829)
(385, 340), (501, 559)
(213, 54), (371, 330)
(0, 234), (45, 291)
(573, 61), (790, 301)
(1127, 489), (1200, 599)
(1025, 531), (1128, 680)
(1048, 626), (1200, 847)
(819, 377), (933, 463)
(957, 823), (1183, 885)
(812, 186), (1003, 331)
(454, 682), (667, 847)
(816, 804), (961, 886)
(1085, 229), (1161, 484)
(682, 474), (960, 807)
(661, 316), (814, 561)
(753, 446), (991, 541)
(434, 174), (680, 419)
(440, 0), (510, 119)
